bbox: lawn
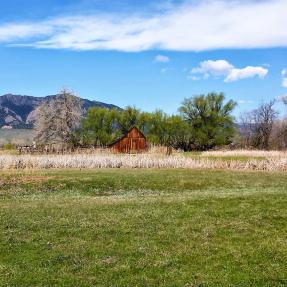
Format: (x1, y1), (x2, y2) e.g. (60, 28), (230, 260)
(0, 169), (287, 286)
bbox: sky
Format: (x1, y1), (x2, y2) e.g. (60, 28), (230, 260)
(0, 0), (287, 118)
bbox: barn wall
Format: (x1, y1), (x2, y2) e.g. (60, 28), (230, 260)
(110, 127), (147, 153)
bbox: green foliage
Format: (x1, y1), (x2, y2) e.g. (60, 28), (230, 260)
(2, 142), (14, 150)
(179, 92), (236, 150)
(81, 93), (236, 150)
(82, 106), (150, 147)
(81, 106), (190, 149)
(165, 115), (193, 150)
(145, 110), (168, 145)
(146, 112), (192, 149)
(82, 108), (120, 147)
(117, 106), (143, 134)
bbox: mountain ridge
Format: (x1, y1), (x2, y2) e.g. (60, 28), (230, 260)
(0, 94), (120, 128)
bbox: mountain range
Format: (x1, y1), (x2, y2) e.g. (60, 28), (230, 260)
(0, 94), (119, 129)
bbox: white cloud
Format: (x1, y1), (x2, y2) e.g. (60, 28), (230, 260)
(282, 69), (287, 88)
(155, 55), (170, 63)
(0, 23), (51, 42)
(0, 0), (286, 51)
(190, 60), (268, 82)
(225, 66), (268, 82)
(191, 60), (233, 79)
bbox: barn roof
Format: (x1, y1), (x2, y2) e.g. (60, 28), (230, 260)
(107, 126), (146, 147)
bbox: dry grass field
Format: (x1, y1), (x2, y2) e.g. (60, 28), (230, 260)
(0, 149), (287, 171)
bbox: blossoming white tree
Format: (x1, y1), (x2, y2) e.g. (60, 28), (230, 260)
(34, 89), (82, 148)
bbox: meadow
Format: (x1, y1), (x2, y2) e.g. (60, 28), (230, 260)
(0, 168), (287, 286)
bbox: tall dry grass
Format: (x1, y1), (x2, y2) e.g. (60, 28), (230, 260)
(201, 149), (287, 158)
(0, 150), (287, 171)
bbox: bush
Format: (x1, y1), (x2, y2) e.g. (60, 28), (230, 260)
(2, 142), (14, 150)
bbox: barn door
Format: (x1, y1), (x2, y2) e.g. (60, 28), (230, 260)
(131, 139), (137, 152)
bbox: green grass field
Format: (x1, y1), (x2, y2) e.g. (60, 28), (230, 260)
(1, 169), (287, 286)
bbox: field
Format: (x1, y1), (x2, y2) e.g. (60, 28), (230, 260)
(1, 168), (287, 286)
(1, 150), (287, 171)
(0, 129), (35, 146)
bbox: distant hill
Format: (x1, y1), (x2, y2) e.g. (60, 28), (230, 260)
(0, 94), (120, 128)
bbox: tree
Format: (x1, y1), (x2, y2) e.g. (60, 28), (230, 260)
(280, 96), (287, 148)
(239, 112), (255, 147)
(82, 107), (120, 147)
(282, 95), (287, 106)
(79, 94), (236, 151)
(179, 93), (236, 150)
(117, 106), (142, 134)
(164, 115), (192, 151)
(146, 110), (169, 145)
(269, 119), (287, 150)
(246, 100), (278, 149)
(34, 89), (83, 147)
(145, 112), (192, 150)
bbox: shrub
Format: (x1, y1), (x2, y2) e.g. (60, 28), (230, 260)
(2, 142), (14, 150)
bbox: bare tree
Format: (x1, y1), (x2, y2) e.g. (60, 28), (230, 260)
(281, 95), (287, 106)
(34, 89), (83, 148)
(269, 119), (287, 150)
(240, 100), (278, 149)
(274, 96), (287, 149)
(239, 112), (254, 147)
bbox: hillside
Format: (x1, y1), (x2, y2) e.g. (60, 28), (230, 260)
(0, 94), (120, 128)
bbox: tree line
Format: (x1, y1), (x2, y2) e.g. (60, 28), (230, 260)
(34, 89), (287, 151)
(239, 99), (287, 150)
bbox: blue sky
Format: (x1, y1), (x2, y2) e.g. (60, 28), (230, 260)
(0, 0), (287, 118)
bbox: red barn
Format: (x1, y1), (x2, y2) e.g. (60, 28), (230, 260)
(108, 127), (147, 153)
